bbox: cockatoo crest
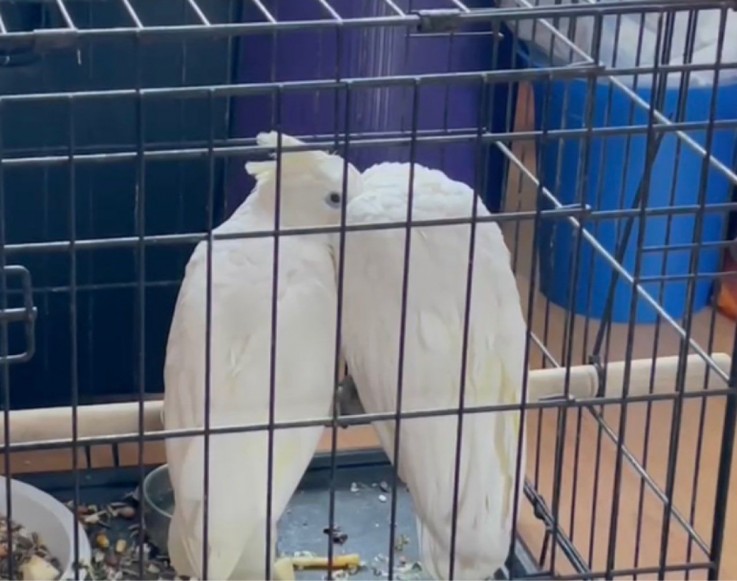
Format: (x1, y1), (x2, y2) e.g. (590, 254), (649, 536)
(245, 131), (334, 183)
(243, 131), (362, 228)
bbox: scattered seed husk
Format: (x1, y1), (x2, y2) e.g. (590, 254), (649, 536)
(346, 560), (365, 576)
(19, 554), (60, 581)
(115, 539), (127, 555)
(114, 506), (136, 520)
(95, 532), (110, 550)
(84, 512), (107, 526)
(0, 517), (63, 580)
(77, 490), (186, 581)
(106, 553), (120, 567)
(395, 561), (423, 575)
(378, 494), (388, 503)
(394, 534), (410, 552)
(68, 486), (396, 581)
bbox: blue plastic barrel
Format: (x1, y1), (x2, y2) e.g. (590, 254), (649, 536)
(524, 52), (737, 324)
(226, 0), (520, 215)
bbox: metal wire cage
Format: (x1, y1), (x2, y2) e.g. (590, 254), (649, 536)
(1, 0), (736, 579)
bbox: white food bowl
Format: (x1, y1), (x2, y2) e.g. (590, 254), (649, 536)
(0, 476), (92, 579)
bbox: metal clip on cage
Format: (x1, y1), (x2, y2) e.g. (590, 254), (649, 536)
(0, 266), (37, 365)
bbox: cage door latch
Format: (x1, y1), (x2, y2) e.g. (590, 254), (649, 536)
(0, 265), (37, 365)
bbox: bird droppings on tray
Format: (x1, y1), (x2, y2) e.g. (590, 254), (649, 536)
(377, 494), (387, 503)
(378, 482), (390, 493)
(0, 517), (62, 580)
(322, 525), (349, 545)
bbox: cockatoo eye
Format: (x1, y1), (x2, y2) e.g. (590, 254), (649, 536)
(325, 192), (342, 208)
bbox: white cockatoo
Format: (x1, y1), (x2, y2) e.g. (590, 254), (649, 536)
(163, 131), (361, 580)
(339, 162), (528, 580)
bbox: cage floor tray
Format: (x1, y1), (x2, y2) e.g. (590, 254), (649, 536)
(17, 450), (540, 580)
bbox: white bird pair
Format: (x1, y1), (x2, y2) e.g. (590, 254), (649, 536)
(162, 131), (528, 581)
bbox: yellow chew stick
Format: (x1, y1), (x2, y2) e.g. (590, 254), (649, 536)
(290, 554), (362, 570)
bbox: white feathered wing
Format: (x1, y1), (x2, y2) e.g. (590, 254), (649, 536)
(163, 133), (349, 580)
(341, 162), (527, 580)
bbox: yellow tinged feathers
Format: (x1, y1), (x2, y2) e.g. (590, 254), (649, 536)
(473, 350), (521, 526)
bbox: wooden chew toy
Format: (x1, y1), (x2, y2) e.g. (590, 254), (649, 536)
(290, 554), (362, 570)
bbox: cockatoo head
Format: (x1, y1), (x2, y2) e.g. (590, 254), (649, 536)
(245, 131), (361, 229)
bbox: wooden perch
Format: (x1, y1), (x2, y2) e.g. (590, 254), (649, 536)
(0, 353), (729, 446)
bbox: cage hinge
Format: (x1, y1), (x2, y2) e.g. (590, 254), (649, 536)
(0, 1), (80, 69)
(0, 265), (37, 365)
(412, 9), (463, 33)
